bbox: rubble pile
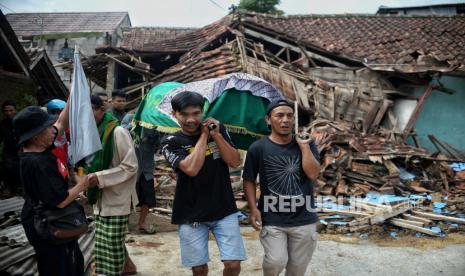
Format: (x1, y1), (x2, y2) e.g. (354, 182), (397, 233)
(308, 119), (465, 197)
(318, 193), (465, 236)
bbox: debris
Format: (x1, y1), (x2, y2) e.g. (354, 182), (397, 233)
(308, 120), (464, 196)
(153, 207), (173, 214)
(316, 193), (465, 237)
(411, 211), (465, 224)
(450, 163), (465, 172)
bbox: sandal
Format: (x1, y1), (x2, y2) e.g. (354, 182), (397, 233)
(139, 224), (156, 234)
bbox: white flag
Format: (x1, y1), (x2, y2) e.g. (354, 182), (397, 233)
(68, 47), (102, 165)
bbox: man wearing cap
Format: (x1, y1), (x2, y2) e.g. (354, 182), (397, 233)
(242, 100), (320, 276)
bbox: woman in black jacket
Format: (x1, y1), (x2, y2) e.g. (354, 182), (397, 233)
(14, 106), (89, 276)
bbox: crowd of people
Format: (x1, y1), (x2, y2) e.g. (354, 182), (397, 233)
(1, 89), (320, 276)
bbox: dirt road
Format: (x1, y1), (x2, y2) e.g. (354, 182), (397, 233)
(126, 214), (465, 276)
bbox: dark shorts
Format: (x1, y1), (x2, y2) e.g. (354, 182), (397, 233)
(136, 174), (156, 207)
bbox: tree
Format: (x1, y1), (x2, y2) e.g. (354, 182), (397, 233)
(238, 0), (284, 15)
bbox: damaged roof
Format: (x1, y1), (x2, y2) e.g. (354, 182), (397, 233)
(0, 9), (68, 102)
(124, 15), (235, 53)
(5, 12), (129, 37)
(243, 13), (465, 69)
(119, 26), (196, 50)
(118, 12), (465, 70)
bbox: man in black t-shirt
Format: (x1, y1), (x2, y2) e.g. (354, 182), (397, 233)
(160, 91), (246, 276)
(242, 100), (320, 276)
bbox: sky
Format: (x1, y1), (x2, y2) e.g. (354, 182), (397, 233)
(0, 0), (463, 27)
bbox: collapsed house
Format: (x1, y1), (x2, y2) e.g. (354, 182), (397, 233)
(5, 11), (132, 92)
(0, 9), (68, 105)
(80, 12), (465, 196)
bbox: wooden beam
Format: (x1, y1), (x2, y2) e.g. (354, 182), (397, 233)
(156, 196), (174, 200)
(320, 208), (369, 217)
(390, 218), (424, 227)
(244, 28), (351, 69)
(389, 219), (440, 236)
(369, 204), (411, 225)
(402, 83), (435, 141)
(412, 211), (465, 224)
(298, 44), (317, 67)
(371, 99), (392, 130)
(402, 214), (433, 225)
(105, 54), (155, 77)
(105, 60), (115, 96)
(275, 47), (287, 58)
(152, 207), (173, 214)
(0, 28), (30, 77)
(28, 50), (45, 70)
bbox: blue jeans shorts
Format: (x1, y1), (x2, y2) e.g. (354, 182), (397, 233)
(178, 211), (247, 267)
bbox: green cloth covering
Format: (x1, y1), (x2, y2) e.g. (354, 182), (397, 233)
(133, 82), (183, 135)
(206, 89), (270, 150)
(134, 83), (271, 150)
(86, 112), (119, 204)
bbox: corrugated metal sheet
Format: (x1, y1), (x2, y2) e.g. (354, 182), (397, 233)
(5, 257), (37, 276)
(0, 197), (95, 275)
(1, 222), (95, 275)
(0, 197), (24, 218)
(0, 244), (35, 272)
(0, 224), (28, 244)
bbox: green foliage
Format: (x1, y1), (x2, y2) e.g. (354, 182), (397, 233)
(238, 0), (284, 15)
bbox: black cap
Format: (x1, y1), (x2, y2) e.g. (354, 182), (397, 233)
(266, 100), (294, 116)
(13, 106), (57, 145)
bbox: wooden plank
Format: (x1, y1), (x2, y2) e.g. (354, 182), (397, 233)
(370, 99), (391, 129)
(389, 220), (440, 236)
(411, 211), (465, 224)
(152, 207), (173, 214)
(105, 60), (115, 95)
(156, 196), (174, 200)
(390, 218), (424, 227)
(348, 215), (373, 227)
(383, 159), (400, 175)
(320, 208), (369, 217)
(0, 28), (30, 77)
(363, 101), (383, 132)
(402, 214), (433, 224)
(369, 205), (411, 225)
(349, 224), (372, 232)
(440, 171), (449, 191)
(355, 202), (387, 213)
(402, 83), (435, 141)
(243, 28), (351, 68)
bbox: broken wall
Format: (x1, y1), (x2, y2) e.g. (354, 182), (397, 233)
(405, 75), (465, 152)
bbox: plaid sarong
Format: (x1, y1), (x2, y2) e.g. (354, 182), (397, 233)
(95, 215), (129, 276)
